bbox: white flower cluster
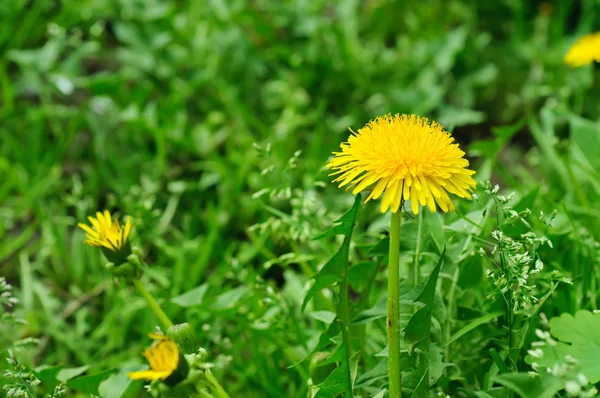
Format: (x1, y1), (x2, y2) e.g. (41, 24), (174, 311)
(480, 182), (558, 315)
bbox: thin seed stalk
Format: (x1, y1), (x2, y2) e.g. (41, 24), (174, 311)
(133, 278), (174, 330)
(387, 211), (403, 398)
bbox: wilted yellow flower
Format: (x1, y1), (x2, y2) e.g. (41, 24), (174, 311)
(78, 210), (132, 252)
(128, 334), (180, 381)
(564, 32), (600, 67)
(327, 114), (476, 214)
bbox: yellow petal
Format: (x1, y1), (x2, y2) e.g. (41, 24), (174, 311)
(123, 216), (133, 243)
(127, 369), (172, 381)
(78, 223), (100, 239)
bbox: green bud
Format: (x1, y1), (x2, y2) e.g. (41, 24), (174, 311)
(167, 323), (201, 355)
(309, 352), (336, 385)
(100, 240), (133, 265)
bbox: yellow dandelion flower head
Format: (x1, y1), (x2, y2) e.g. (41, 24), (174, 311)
(128, 334), (180, 381)
(327, 114), (476, 214)
(564, 32), (600, 67)
(78, 210), (132, 252)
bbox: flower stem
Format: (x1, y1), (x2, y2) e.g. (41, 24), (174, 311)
(205, 369), (230, 398)
(339, 260), (353, 397)
(132, 279), (174, 330)
(388, 211), (403, 398)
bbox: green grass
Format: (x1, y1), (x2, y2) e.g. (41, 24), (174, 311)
(1, 0), (600, 397)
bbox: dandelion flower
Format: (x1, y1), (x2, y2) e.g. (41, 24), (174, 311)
(78, 210), (132, 251)
(327, 114), (476, 214)
(128, 334), (181, 381)
(564, 32), (600, 67)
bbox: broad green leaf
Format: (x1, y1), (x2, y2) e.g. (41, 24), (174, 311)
(170, 283), (208, 307)
(494, 372), (563, 398)
(302, 195), (361, 311)
(67, 368), (117, 395)
(99, 371), (141, 398)
(310, 311), (337, 325)
(429, 344), (452, 385)
(210, 286), (248, 311)
(57, 365), (89, 382)
(33, 365), (63, 383)
(533, 310), (600, 383)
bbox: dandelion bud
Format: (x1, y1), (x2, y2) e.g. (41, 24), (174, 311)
(78, 211), (142, 278)
(128, 334), (189, 387)
(167, 323), (201, 355)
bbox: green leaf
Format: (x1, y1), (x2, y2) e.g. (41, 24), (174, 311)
(171, 283), (208, 307)
(355, 358), (387, 388)
(310, 311), (337, 325)
(347, 261), (377, 290)
(494, 372), (563, 398)
(210, 286), (248, 311)
(534, 310), (600, 383)
(443, 311), (504, 348)
(314, 194), (362, 240)
(352, 294), (387, 325)
(491, 118), (526, 146)
(404, 248), (446, 351)
(373, 390), (386, 398)
(302, 195), (361, 311)
(569, 114), (600, 169)
(57, 365), (89, 382)
(313, 343), (359, 398)
(33, 365), (63, 383)
(291, 318), (341, 368)
(99, 371), (141, 398)
(67, 368), (117, 395)
(367, 236), (389, 257)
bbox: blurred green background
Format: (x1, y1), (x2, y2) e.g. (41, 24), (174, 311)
(1, 0), (600, 397)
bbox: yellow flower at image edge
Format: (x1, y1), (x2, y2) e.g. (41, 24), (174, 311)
(327, 114), (476, 214)
(78, 210), (132, 252)
(564, 32), (600, 67)
(128, 334), (180, 381)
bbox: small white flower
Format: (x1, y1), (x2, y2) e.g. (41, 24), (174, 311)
(565, 380), (582, 396)
(576, 373), (588, 386)
(527, 349), (544, 358)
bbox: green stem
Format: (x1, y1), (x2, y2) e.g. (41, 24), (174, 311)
(339, 262), (353, 397)
(205, 370), (230, 398)
(132, 279), (174, 330)
(388, 211), (403, 398)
